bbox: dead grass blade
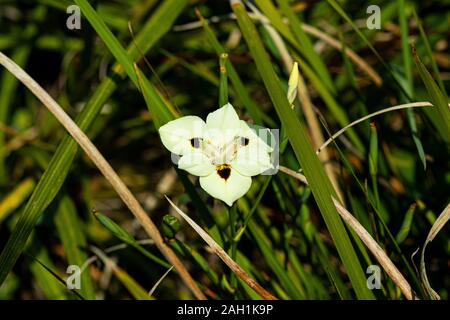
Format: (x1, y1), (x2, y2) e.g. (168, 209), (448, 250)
(300, 24), (382, 86)
(164, 195), (278, 300)
(248, 3), (343, 202)
(278, 165), (416, 300)
(149, 266), (174, 296)
(316, 102), (436, 154)
(0, 51), (206, 300)
(420, 203), (450, 300)
(332, 198), (416, 300)
(174, 14), (382, 86)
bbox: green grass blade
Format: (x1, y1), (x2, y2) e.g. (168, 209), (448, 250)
(0, 0), (187, 285)
(413, 51), (450, 142)
(395, 203), (416, 244)
(0, 178), (35, 223)
(198, 11), (264, 124)
(369, 123), (380, 208)
(74, 0), (137, 84)
(27, 240), (86, 300)
(90, 246), (153, 300)
(162, 50), (219, 85)
(275, 0), (335, 94)
(398, 0), (426, 170)
(398, 0), (412, 95)
(175, 241), (220, 286)
(219, 53), (229, 107)
(0, 96), (103, 285)
(77, 0), (177, 129)
(135, 66), (174, 129)
(412, 8), (446, 94)
(247, 220), (303, 299)
(231, 1), (374, 299)
(325, 0), (413, 102)
(296, 56), (365, 153)
(338, 31), (369, 117)
(325, 0), (383, 65)
(95, 213), (171, 269)
(54, 194), (96, 299)
(241, 1), (361, 139)
(130, 0), (188, 59)
(0, 46), (30, 184)
(399, 2), (423, 150)
(316, 243), (350, 300)
(288, 249), (329, 299)
(29, 245), (68, 299)
(253, 0), (335, 95)
(242, 6), (366, 152)
(113, 266), (154, 300)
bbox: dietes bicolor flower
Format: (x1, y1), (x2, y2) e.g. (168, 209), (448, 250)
(159, 103), (273, 206)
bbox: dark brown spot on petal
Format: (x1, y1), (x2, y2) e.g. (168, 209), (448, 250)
(216, 164), (231, 180)
(190, 137), (202, 148)
(240, 137), (249, 146)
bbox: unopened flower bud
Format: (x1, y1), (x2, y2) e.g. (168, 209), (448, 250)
(287, 62), (299, 108)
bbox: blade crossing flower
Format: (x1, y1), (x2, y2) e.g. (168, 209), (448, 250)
(159, 103), (273, 206)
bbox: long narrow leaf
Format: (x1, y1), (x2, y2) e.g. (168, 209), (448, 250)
(413, 51), (450, 142)
(54, 194), (96, 299)
(231, 0), (374, 299)
(0, 0), (187, 285)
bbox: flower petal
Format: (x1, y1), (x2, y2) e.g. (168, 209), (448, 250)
(158, 116), (205, 155)
(206, 103), (241, 131)
(178, 151), (215, 177)
(239, 121), (273, 153)
(199, 167), (252, 206)
(205, 103), (242, 146)
(226, 121), (273, 176)
(231, 145), (273, 176)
